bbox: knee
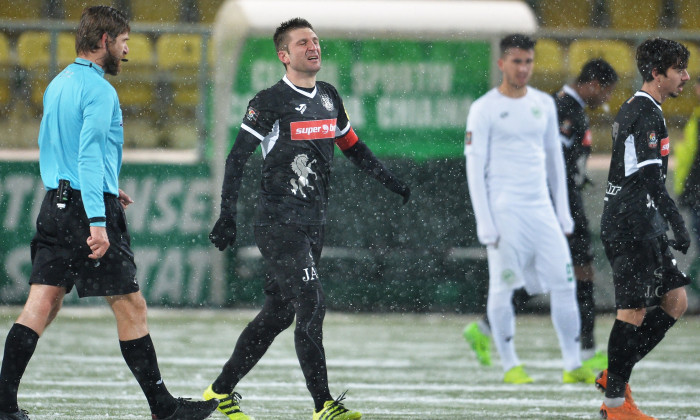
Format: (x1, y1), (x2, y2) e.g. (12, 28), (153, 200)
(663, 288), (688, 319)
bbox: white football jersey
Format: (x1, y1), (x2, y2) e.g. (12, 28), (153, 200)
(465, 86), (573, 245)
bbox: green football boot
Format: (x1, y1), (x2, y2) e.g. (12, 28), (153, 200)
(503, 365), (534, 384)
(563, 365), (596, 384)
(582, 350), (608, 371)
(312, 391), (361, 420)
(203, 384), (253, 420)
(462, 321), (492, 366)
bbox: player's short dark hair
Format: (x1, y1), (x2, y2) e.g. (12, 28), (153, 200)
(274, 17), (314, 52)
(75, 6), (129, 55)
(636, 38), (689, 82)
(576, 59), (618, 87)
(500, 34), (535, 56)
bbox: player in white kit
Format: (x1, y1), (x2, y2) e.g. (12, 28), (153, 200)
(464, 34), (595, 384)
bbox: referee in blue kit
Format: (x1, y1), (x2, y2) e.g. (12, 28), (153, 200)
(0, 6), (216, 420)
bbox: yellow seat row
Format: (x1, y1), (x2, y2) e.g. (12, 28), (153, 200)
(0, 0), (225, 23)
(532, 38), (700, 117)
(2, 31), (212, 108)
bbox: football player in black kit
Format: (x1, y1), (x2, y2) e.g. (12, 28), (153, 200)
(203, 18), (409, 420)
(597, 38), (690, 420)
(554, 59), (617, 371)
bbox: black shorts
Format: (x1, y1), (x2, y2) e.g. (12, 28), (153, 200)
(603, 235), (689, 309)
(29, 189), (139, 297)
(254, 224), (324, 300)
(568, 189), (593, 266)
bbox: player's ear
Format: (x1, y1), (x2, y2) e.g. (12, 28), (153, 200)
(277, 49), (289, 65)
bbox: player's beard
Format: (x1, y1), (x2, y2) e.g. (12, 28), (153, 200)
(102, 44), (122, 76)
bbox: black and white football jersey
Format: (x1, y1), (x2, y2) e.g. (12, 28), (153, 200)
(601, 91), (669, 241)
(241, 75), (356, 226)
(554, 86), (591, 191)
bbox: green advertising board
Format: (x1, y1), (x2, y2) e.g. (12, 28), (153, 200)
(226, 38), (491, 159)
(0, 162), (225, 306)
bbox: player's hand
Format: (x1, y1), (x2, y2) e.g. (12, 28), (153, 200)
(209, 217), (236, 251)
(118, 189), (134, 209)
(669, 226), (691, 254)
(87, 226), (110, 259)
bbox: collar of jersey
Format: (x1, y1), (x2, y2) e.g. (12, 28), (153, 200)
(74, 57), (105, 77)
(563, 84), (585, 108)
(634, 90), (662, 111)
(283, 75), (316, 98)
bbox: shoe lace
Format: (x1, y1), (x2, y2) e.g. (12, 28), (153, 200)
(220, 391), (243, 408)
(327, 390), (350, 413)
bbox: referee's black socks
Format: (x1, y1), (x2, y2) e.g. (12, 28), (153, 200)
(0, 323), (39, 413)
(120, 334), (177, 418)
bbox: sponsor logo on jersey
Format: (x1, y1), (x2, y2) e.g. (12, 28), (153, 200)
(582, 129), (592, 147)
(464, 131), (472, 146)
(648, 131), (658, 148)
(245, 106), (258, 123)
(660, 136), (670, 156)
(290, 119), (337, 140)
(606, 182), (621, 196)
(500, 111), (508, 119)
(320, 94), (334, 111)
(295, 103), (307, 114)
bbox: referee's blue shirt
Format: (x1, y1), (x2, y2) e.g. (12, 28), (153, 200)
(38, 57), (124, 227)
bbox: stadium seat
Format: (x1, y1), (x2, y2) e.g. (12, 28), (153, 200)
(567, 39), (636, 78)
(62, 0), (120, 20)
(196, 0), (226, 23)
(677, 0), (700, 30)
(155, 33), (205, 108)
(0, 32), (13, 107)
(532, 38), (565, 93)
(111, 33), (156, 108)
(538, 0), (591, 28)
(0, 0), (43, 20)
(17, 31), (77, 106)
(608, 0), (662, 30)
(131, 0), (180, 23)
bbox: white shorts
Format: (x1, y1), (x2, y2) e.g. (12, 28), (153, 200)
(487, 205), (574, 295)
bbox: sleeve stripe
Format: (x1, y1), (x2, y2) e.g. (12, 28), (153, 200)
(638, 159), (662, 168)
(336, 122), (351, 137)
(335, 127), (359, 151)
(241, 123), (265, 141)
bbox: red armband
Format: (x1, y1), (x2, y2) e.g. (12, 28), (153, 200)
(335, 127), (359, 151)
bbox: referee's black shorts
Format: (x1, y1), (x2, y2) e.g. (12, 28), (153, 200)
(603, 235), (689, 309)
(29, 189), (139, 297)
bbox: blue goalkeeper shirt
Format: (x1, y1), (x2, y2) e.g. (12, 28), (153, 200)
(38, 57), (124, 227)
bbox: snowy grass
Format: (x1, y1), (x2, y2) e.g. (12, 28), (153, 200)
(1, 307), (700, 419)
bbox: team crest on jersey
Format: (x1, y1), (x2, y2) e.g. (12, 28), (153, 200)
(245, 106), (258, 123)
(531, 107), (542, 118)
(290, 154), (317, 198)
(320, 94), (334, 111)
(648, 131), (658, 148)
(464, 131), (472, 146)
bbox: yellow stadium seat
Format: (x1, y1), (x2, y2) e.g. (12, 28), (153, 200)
(0, 33), (13, 106)
(0, 0), (43, 20)
(17, 31), (76, 71)
(608, 0), (662, 30)
(532, 38), (565, 93)
(17, 31), (77, 107)
(538, 0), (591, 28)
(131, 0), (180, 23)
(196, 0), (226, 23)
(677, 0), (700, 30)
(155, 33), (204, 108)
(567, 39), (636, 78)
(112, 33), (156, 108)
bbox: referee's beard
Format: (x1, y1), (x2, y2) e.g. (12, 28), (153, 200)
(103, 44), (122, 76)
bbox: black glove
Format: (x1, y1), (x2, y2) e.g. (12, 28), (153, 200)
(668, 225), (691, 254)
(209, 217), (237, 251)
